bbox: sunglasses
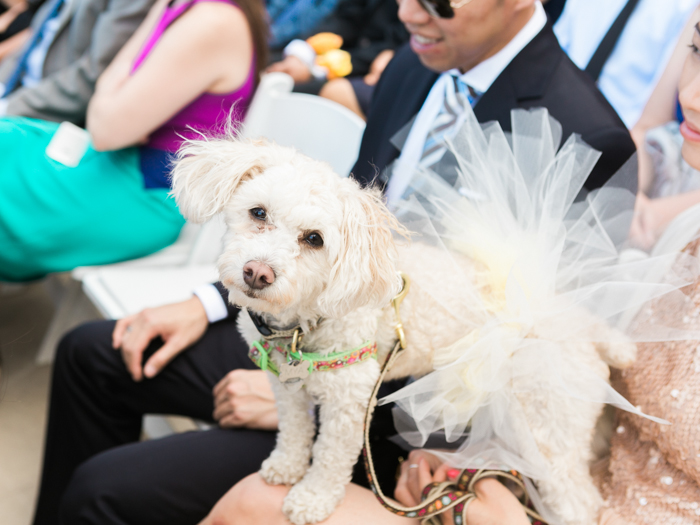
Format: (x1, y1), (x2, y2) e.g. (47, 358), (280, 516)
(415, 0), (474, 18)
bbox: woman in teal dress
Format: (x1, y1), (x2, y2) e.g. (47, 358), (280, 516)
(0, 0), (267, 282)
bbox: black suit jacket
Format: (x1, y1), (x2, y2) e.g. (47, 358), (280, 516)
(351, 24), (637, 194)
(215, 25), (636, 311)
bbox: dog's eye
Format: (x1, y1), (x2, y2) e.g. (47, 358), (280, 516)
(304, 232), (324, 248)
(250, 207), (267, 221)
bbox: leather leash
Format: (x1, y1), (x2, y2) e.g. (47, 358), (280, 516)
(361, 273), (549, 524)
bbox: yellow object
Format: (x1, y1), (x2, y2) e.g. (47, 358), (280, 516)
(306, 32), (352, 79)
(306, 32), (343, 54)
(316, 49), (353, 79)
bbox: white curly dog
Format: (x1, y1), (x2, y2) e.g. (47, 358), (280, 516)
(171, 137), (636, 525)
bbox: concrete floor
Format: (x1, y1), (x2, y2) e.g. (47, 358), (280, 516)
(0, 282), (55, 525)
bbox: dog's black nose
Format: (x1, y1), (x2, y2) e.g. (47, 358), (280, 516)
(243, 261), (275, 290)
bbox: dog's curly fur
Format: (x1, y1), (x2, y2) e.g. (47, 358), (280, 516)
(172, 137), (636, 525)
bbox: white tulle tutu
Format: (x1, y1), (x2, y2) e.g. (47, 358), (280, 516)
(381, 106), (700, 522)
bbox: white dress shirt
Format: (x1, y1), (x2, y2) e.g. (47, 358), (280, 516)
(194, 284), (230, 323)
(554, 0), (698, 128)
(385, 1), (547, 205)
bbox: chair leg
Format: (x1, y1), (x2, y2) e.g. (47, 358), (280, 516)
(35, 275), (101, 365)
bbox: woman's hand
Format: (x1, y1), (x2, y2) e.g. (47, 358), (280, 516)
(463, 479), (531, 525)
(394, 450), (451, 506)
(394, 450), (530, 525)
(213, 369), (278, 430)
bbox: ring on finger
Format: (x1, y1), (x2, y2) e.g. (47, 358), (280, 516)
(408, 464), (419, 470)
(125, 326), (133, 333)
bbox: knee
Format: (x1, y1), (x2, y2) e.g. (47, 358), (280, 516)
(206, 475), (279, 525)
(54, 321), (118, 380)
(59, 447), (155, 524)
(58, 455), (114, 523)
(319, 78), (353, 104)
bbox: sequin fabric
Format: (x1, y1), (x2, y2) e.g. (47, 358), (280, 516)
(599, 239), (700, 524)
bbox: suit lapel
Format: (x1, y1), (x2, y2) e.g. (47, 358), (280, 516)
(354, 48), (438, 187)
(474, 24), (562, 130)
(376, 62), (436, 185)
(53, 0), (79, 39)
(386, 55), (438, 148)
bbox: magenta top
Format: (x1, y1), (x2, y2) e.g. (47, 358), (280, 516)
(132, 0), (255, 153)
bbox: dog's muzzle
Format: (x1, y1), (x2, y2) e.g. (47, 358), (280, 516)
(243, 260), (275, 290)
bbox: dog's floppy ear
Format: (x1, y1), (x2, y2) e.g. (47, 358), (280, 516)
(171, 137), (294, 223)
(318, 183), (406, 318)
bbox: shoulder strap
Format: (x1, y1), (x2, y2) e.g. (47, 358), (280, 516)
(585, 0), (641, 82)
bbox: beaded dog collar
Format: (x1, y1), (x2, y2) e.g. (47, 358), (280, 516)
(248, 339), (378, 378)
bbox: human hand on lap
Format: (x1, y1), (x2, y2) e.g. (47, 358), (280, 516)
(463, 478), (531, 525)
(394, 450), (529, 525)
(266, 56), (312, 83)
(112, 295), (209, 381)
(213, 369), (278, 430)
(395, 449), (450, 506)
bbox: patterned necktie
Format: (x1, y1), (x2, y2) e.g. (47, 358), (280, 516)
(2, 0), (66, 96)
(419, 74), (481, 169)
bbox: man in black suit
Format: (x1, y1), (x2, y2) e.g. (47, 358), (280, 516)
(33, 1), (636, 524)
(352, 0), (634, 194)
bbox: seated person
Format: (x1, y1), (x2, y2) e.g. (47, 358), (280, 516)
(0, 0), (266, 282)
(0, 0), (155, 124)
(31, 0), (636, 523)
(554, 0), (698, 128)
(629, 7), (700, 249)
(602, 25), (700, 522)
(267, 0), (409, 119)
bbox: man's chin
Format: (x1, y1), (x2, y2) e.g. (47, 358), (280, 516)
(414, 52), (451, 74)
(409, 40), (450, 72)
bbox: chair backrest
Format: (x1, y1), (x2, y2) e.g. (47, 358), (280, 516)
(243, 72), (366, 177)
(186, 72), (367, 265)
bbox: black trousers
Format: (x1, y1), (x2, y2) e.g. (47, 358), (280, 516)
(32, 315), (277, 525)
(32, 315), (405, 525)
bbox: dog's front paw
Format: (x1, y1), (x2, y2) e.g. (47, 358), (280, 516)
(260, 451), (309, 486)
(282, 480), (344, 525)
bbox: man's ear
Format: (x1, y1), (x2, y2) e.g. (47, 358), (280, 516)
(170, 137), (295, 223)
(317, 183), (407, 318)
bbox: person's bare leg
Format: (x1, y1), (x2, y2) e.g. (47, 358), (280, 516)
(319, 79), (366, 120)
(198, 474), (416, 525)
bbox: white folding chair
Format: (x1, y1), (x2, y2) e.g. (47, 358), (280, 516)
(36, 73), (366, 360)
